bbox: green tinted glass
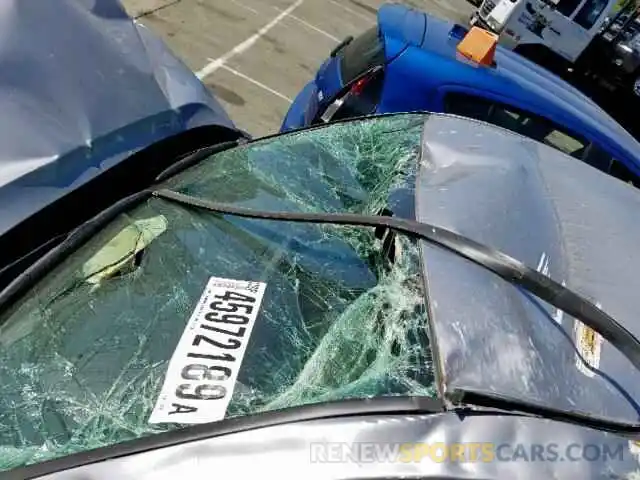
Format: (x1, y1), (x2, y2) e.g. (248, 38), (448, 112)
(0, 114), (435, 470)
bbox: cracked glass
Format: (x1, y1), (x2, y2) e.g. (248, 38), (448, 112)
(0, 113), (435, 470)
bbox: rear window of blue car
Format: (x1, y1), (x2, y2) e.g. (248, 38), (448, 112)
(443, 92), (587, 157)
(339, 26), (385, 84)
(443, 91), (638, 187)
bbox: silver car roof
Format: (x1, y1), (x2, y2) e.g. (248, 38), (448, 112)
(417, 114), (640, 424)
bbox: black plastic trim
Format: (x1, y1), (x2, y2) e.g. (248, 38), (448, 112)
(330, 35), (354, 57)
(154, 139), (241, 183)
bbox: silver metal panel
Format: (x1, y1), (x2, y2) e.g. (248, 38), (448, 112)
(32, 413), (640, 479)
(0, 0), (238, 236)
(416, 114), (640, 424)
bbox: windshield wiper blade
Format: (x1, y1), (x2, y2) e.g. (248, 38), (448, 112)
(153, 188), (640, 432)
(448, 388), (640, 434)
(10, 396), (445, 479)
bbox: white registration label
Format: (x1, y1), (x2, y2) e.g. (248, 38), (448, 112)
(149, 277), (267, 424)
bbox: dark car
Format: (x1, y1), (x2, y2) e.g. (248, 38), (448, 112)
(2, 112), (640, 479)
(0, 0), (246, 290)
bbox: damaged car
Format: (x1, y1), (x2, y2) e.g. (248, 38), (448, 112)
(0, 0), (245, 289)
(1, 112), (640, 479)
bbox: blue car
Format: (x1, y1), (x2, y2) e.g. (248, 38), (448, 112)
(281, 3), (640, 187)
(0, 0), (245, 290)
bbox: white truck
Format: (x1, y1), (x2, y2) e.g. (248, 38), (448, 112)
(469, 0), (640, 97)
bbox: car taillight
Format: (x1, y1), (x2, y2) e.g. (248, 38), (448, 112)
(317, 66), (384, 124)
(350, 75), (370, 95)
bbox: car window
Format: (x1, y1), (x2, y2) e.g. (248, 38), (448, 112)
(555, 0), (584, 17)
(573, 0), (609, 29)
(443, 92), (587, 158)
(0, 115), (435, 471)
(610, 158), (637, 186)
(537, 124), (585, 154)
(579, 143), (638, 186)
(339, 26), (386, 84)
(581, 142), (615, 171)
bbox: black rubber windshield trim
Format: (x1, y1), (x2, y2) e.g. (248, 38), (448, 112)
(152, 187), (640, 423)
(154, 139), (242, 183)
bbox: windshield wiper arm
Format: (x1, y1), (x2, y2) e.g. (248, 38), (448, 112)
(153, 188), (640, 432)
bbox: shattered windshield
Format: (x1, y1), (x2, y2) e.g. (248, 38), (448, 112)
(0, 114), (435, 470)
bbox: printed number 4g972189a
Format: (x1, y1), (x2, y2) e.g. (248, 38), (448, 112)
(149, 280), (267, 424)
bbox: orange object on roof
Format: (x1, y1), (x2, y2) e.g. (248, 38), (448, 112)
(456, 26), (498, 66)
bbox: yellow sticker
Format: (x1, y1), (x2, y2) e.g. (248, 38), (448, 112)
(82, 215), (168, 289)
(629, 440), (640, 465)
(574, 319), (603, 378)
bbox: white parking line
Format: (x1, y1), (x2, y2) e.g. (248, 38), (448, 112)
(327, 0), (375, 24)
(228, 0), (340, 43)
(220, 65), (293, 103)
(289, 13), (340, 42)
(273, 7), (340, 42)
(229, 0), (259, 15)
(196, 0), (305, 80)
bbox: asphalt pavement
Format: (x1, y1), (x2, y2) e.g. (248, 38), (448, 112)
(122, 0), (474, 137)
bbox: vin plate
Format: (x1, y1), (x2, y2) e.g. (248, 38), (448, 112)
(149, 277), (267, 424)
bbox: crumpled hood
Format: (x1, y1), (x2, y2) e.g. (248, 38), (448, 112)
(0, 0), (239, 236)
(416, 114), (640, 424)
